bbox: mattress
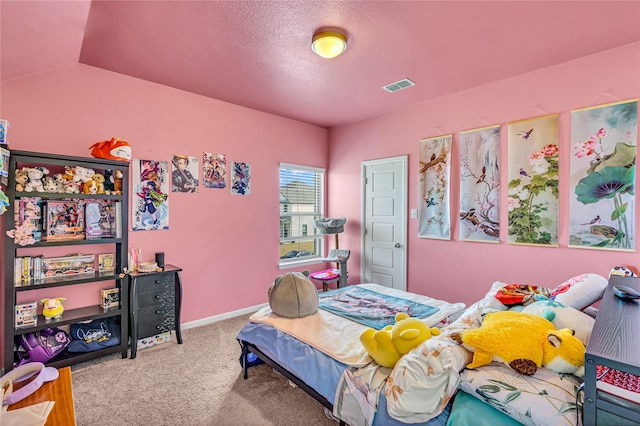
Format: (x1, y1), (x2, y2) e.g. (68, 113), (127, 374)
(237, 320), (451, 426)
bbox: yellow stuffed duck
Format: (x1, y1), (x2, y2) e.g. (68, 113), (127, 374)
(452, 310), (585, 376)
(360, 312), (441, 368)
(41, 297), (66, 320)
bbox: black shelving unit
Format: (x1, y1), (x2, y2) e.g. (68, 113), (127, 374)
(2, 150), (130, 373)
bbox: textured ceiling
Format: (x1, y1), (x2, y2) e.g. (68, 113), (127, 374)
(3, 1), (640, 128)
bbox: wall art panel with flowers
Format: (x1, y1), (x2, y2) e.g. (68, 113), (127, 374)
(459, 125), (501, 242)
(569, 99), (638, 251)
(418, 135), (452, 239)
(507, 114), (559, 246)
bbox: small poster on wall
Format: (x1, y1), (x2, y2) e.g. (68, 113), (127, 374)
(202, 152), (227, 189)
(569, 99), (638, 251)
(459, 125), (501, 242)
(418, 135), (452, 240)
(230, 162), (251, 195)
(507, 114), (559, 246)
(171, 154), (199, 193)
(132, 159), (169, 231)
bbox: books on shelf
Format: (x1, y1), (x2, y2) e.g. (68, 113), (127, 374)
(596, 364), (640, 404)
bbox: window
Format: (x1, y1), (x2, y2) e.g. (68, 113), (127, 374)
(279, 163), (324, 265)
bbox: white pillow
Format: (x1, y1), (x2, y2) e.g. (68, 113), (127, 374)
(550, 273), (607, 310)
(521, 300), (595, 345)
(459, 363), (582, 426)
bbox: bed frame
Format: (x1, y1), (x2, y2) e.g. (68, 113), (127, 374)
(240, 340), (347, 426)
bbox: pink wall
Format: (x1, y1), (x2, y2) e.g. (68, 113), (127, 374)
(328, 42), (640, 307)
(1, 64), (328, 322)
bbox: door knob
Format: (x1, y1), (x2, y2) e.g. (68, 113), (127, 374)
(394, 243), (401, 248)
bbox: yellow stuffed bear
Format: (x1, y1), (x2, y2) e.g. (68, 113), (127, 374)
(360, 312), (441, 368)
(452, 310), (585, 376)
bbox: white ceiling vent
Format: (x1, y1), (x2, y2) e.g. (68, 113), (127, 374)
(382, 78), (415, 93)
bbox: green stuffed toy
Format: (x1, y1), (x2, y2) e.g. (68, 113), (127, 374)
(360, 312), (441, 368)
(452, 310), (585, 376)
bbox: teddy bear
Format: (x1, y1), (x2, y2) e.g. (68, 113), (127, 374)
(451, 310), (585, 376)
(360, 312), (441, 368)
(113, 169), (123, 194)
(14, 167), (29, 192)
(24, 166), (49, 192)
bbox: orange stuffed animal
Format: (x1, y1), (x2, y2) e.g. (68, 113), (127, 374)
(89, 138), (132, 162)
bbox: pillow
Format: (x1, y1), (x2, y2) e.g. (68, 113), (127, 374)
(458, 363), (582, 426)
(520, 300), (595, 345)
(494, 284), (551, 306)
(446, 391), (521, 426)
(268, 271), (319, 318)
(385, 337), (471, 423)
(550, 273), (607, 310)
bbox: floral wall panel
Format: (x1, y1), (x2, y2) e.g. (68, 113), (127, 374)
(132, 159), (170, 231)
(507, 114), (559, 246)
(418, 135), (452, 239)
(459, 125), (501, 242)
(569, 100), (638, 251)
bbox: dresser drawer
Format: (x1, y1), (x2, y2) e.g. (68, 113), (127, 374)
(135, 273), (174, 292)
(138, 304), (174, 321)
(138, 317), (176, 339)
(136, 282), (176, 308)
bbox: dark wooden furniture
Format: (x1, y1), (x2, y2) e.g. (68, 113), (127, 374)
(2, 150), (129, 374)
(8, 366), (76, 425)
(129, 264), (183, 359)
(583, 275), (640, 425)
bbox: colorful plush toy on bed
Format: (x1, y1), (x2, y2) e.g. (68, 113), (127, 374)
(452, 310), (585, 376)
(360, 312), (441, 368)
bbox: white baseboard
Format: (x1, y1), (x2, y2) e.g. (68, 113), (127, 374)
(181, 303), (268, 330)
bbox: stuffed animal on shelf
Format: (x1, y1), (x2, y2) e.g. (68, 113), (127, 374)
(24, 167), (49, 192)
(360, 312), (441, 368)
(113, 170), (123, 194)
(90, 137), (132, 162)
(452, 310), (585, 377)
(42, 176), (59, 193)
(83, 179), (99, 195)
(73, 166), (95, 184)
(41, 297), (66, 320)
(51, 173), (66, 193)
(92, 173), (106, 194)
(14, 167), (29, 192)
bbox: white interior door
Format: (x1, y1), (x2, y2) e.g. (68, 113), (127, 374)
(361, 156), (407, 291)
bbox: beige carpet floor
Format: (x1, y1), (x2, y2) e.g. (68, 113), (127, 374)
(71, 313), (336, 425)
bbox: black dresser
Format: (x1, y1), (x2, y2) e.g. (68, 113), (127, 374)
(583, 275), (640, 425)
(129, 264), (183, 359)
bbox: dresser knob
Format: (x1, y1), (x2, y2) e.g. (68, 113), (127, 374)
(155, 280), (160, 284)
(155, 295), (160, 299)
(155, 310), (160, 314)
(156, 325), (161, 329)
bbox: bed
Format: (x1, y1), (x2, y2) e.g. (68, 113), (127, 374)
(238, 274), (607, 426)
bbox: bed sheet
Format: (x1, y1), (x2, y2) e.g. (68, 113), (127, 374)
(237, 320), (450, 426)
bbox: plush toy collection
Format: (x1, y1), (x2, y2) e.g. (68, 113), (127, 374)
(14, 165), (123, 195)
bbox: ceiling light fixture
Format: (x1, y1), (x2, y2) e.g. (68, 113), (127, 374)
(311, 31), (347, 59)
